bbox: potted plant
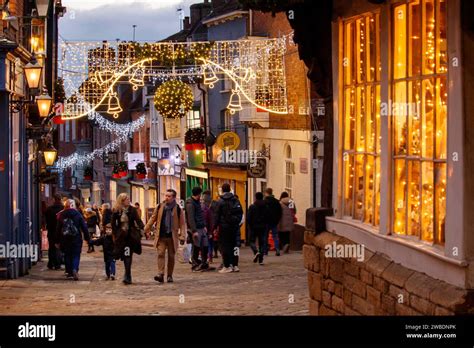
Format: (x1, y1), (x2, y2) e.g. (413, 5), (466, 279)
(84, 167), (93, 181)
(112, 163), (121, 179)
(118, 161), (128, 177)
(135, 162), (147, 179)
(184, 127), (205, 151)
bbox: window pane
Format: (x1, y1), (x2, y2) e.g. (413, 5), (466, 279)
(376, 85), (381, 154)
(421, 78), (434, 158)
(364, 155), (375, 224)
(343, 154), (354, 216)
(356, 18), (367, 83)
(356, 86), (366, 152)
(407, 160), (421, 237)
(354, 154), (365, 220)
(366, 85), (376, 153)
(393, 82), (407, 155)
(344, 88), (356, 150)
(437, 0), (448, 73)
(344, 22), (354, 86)
(434, 163), (446, 244)
(408, 80), (422, 156)
(421, 161), (434, 242)
(394, 159), (407, 235)
(435, 77), (447, 159)
(408, 0), (422, 76)
(368, 13), (380, 82)
(423, 0), (436, 75)
(394, 4), (407, 79)
(375, 156), (381, 226)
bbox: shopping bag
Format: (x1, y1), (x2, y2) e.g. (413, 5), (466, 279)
(177, 242), (191, 263)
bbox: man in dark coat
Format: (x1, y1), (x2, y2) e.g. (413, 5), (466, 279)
(214, 183), (243, 273)
(56, 199), (90, 281)
(247, 192), (269, 265)
(264, 188), (282, 256)
(44, 194), (64, 270)
(185, 186), (209, 272)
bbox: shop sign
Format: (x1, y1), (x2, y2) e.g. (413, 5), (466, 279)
(300, 158), (308, 174)
(125, 152), (144, 170)
(248, 158), (266, 178)
(216, 131), (240, 150)
(174, 165), (181, 178)
(158, 159), (175, 176)
(164, 118), (181, 139)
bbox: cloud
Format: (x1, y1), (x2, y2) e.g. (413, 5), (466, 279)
(60, 0), (196, 42)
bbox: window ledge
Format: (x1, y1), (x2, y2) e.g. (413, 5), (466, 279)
(326, 216), (469, 287)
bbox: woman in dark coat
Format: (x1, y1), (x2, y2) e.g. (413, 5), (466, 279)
(111, 193), (144, 285)
(101, 203), (113, 233)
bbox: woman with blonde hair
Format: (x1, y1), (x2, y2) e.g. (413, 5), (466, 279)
(111, 193), (144, 284)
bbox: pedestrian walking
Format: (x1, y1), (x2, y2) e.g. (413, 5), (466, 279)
(92, 203), (101, 226)
(101, 203), (113, 234)
(214, 183), (243, 274)
(145, 189), (186, 283)
(185, 187), (209, 272)
(201, 190), (215, 263)
(111, 193), (145, 285)
(135, 202), (142, 220)
(247, 192), (269, 265)
(264, 188), (282, 256)
(89, 226), (116, 280)
(278, 192), (296, 254)
(84, 207), (98, 253)
(210, 196), (220, 260)
(44, 194), (64, 270)
(55, 199), (90, 281)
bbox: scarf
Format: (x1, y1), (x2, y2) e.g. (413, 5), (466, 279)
(120, 207), (129, 232)
(163, 200), (176, 234)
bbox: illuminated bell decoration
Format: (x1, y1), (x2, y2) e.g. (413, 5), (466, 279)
(130, 65), (145, 91)
(228, 89), (243, 115)
(154, 80), (193, 119)
(94, 69), (115, 86)
(108, 92), (122, 119)
(203, 65), (218, 88)
(36, 91), (53, 117)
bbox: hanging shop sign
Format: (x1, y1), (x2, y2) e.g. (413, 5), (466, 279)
(126, 152), (144, 170)
(300, 158), (309, 174)
(164, 118), (181, 139)
(248, 158), (266, 179)
(158, 159), (175, 176)
(216, 131), (240, 150)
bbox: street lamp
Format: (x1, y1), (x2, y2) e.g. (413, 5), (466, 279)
(43, 143), (57, 166)
(24, 54), (43, 90)
(36, 89), (52, 117)
(35, 0), (50, 17)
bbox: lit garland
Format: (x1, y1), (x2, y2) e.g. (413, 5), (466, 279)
(154, 80), (194, 119)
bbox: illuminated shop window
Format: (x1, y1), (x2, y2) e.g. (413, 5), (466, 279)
(342, 12), (381, 226)
(392, 0), (447, 244)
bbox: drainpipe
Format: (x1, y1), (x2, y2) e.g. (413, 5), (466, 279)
(197, 82), (208, 162)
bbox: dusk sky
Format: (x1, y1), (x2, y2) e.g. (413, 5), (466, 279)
(60, 0), (197, 42)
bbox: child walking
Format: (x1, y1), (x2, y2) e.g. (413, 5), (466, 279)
(90, 225), (116, 280)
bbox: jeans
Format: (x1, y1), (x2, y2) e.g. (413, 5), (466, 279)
(64, 242), (82, 274)
(208, 238), (214, 259)
(250, 227), (265, 261)
(192, 228), (208, 267)
(47, 237), (61, 269)
(157, 237), (175, 276)
(265, 224), (280, 253)
(105, 260), (116, 277)
(279, 231), (290, 249)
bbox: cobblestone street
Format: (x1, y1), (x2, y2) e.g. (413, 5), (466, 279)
(0, 244), (309, 315)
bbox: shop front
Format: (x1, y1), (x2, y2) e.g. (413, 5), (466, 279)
(184, 168), (209, 200)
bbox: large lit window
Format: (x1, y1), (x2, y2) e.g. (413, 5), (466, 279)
(186, 109), (201, 130)
(342, 13), (381, 226)
(392, 0), (447, 244)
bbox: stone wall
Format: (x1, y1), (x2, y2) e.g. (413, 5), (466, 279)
(304, 231), (474, 315)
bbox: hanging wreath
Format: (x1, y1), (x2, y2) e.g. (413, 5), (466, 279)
(135, 162), (147, 179)
(154, 80), (194, 119)
(118, 161), (128, 177)
(112, 163), (121, 179)
(84, 167), (93, 180)
(185, 127), (205, 151)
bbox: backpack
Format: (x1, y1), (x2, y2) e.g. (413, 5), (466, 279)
(62, 217), (79, 238)
(222, 197), (243, 227)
